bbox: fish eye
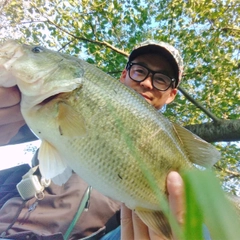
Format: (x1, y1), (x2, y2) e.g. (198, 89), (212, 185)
(32, 46), (43, 53)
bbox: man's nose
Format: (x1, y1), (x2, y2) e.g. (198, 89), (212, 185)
(140, 75), (153, 90)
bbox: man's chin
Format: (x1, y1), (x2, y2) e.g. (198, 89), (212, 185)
(143, 97), (152, 105)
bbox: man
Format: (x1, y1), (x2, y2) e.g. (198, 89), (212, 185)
(119, 40), (184, 240)
(0, 40), (184, 239)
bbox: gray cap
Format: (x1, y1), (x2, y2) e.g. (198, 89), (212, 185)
(128, 40), (184, 87)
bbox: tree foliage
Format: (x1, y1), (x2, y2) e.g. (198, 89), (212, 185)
(0, 0), (239, 193)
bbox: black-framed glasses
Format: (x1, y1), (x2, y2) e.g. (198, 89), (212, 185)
(126, 62), (175, 91)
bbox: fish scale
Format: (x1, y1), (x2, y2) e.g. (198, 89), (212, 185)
(0, 40), (221, 239)
(59, 80), (186, 208)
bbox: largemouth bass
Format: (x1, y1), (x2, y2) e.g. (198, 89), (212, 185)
(0, 40), (220, 239)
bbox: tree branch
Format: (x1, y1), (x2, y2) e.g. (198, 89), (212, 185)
(58, 39), (76, 52)
(178, 86), (221, 122)
(215, 165), (240, 178)
(185, 119), (240, 142)
(221, 26), (240, 36)
(30, 4), (128, 56)
(0, 0), (8, 12)
(44, 16), (129, 57)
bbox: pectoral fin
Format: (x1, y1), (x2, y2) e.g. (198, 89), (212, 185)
(135, 207), (173, 240)
(58, 102), (86, 137)
(52, 166), (73, 185)
(38, 140), (71, 184)
(173, 123), (221, 167)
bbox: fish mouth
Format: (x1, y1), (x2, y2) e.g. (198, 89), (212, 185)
(39, 94), (60, 105)
(21, 91), (63, 110)
(38, 91), (71, 106)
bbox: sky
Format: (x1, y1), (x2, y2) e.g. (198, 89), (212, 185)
(0, 140), (41, 170)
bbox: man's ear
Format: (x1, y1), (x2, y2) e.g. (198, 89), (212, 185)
(165, 88), (178, 104)
(119, 69), (127, 83)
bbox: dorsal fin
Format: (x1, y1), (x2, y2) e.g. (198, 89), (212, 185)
(173, 123), (221, 167)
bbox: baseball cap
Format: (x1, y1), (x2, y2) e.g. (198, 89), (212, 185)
(128, 40), (184, 87)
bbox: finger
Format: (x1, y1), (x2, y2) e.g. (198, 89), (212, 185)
(167, 171), (185, 225)
(0, 86), (21, 107)
(121, 203), (134, 240)
(132, 210), (150, 239)
(0, 121), (25, 145)
(0, 104), (24, 125)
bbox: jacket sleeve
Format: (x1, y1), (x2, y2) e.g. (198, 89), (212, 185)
(2, 124), (38, 146)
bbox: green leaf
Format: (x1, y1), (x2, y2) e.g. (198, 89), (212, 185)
(182, 169), (240, 240)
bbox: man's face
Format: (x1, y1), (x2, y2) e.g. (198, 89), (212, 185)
(120, 53), (178, 110)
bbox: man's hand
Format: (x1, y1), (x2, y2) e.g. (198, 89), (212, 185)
(121, 171), (184, 240)
(0, 86), (25, 145)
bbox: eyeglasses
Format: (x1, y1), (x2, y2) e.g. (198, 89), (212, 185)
(126, 62), (175, 91)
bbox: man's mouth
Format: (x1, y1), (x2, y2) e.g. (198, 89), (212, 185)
(140, 93), (152, 101)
